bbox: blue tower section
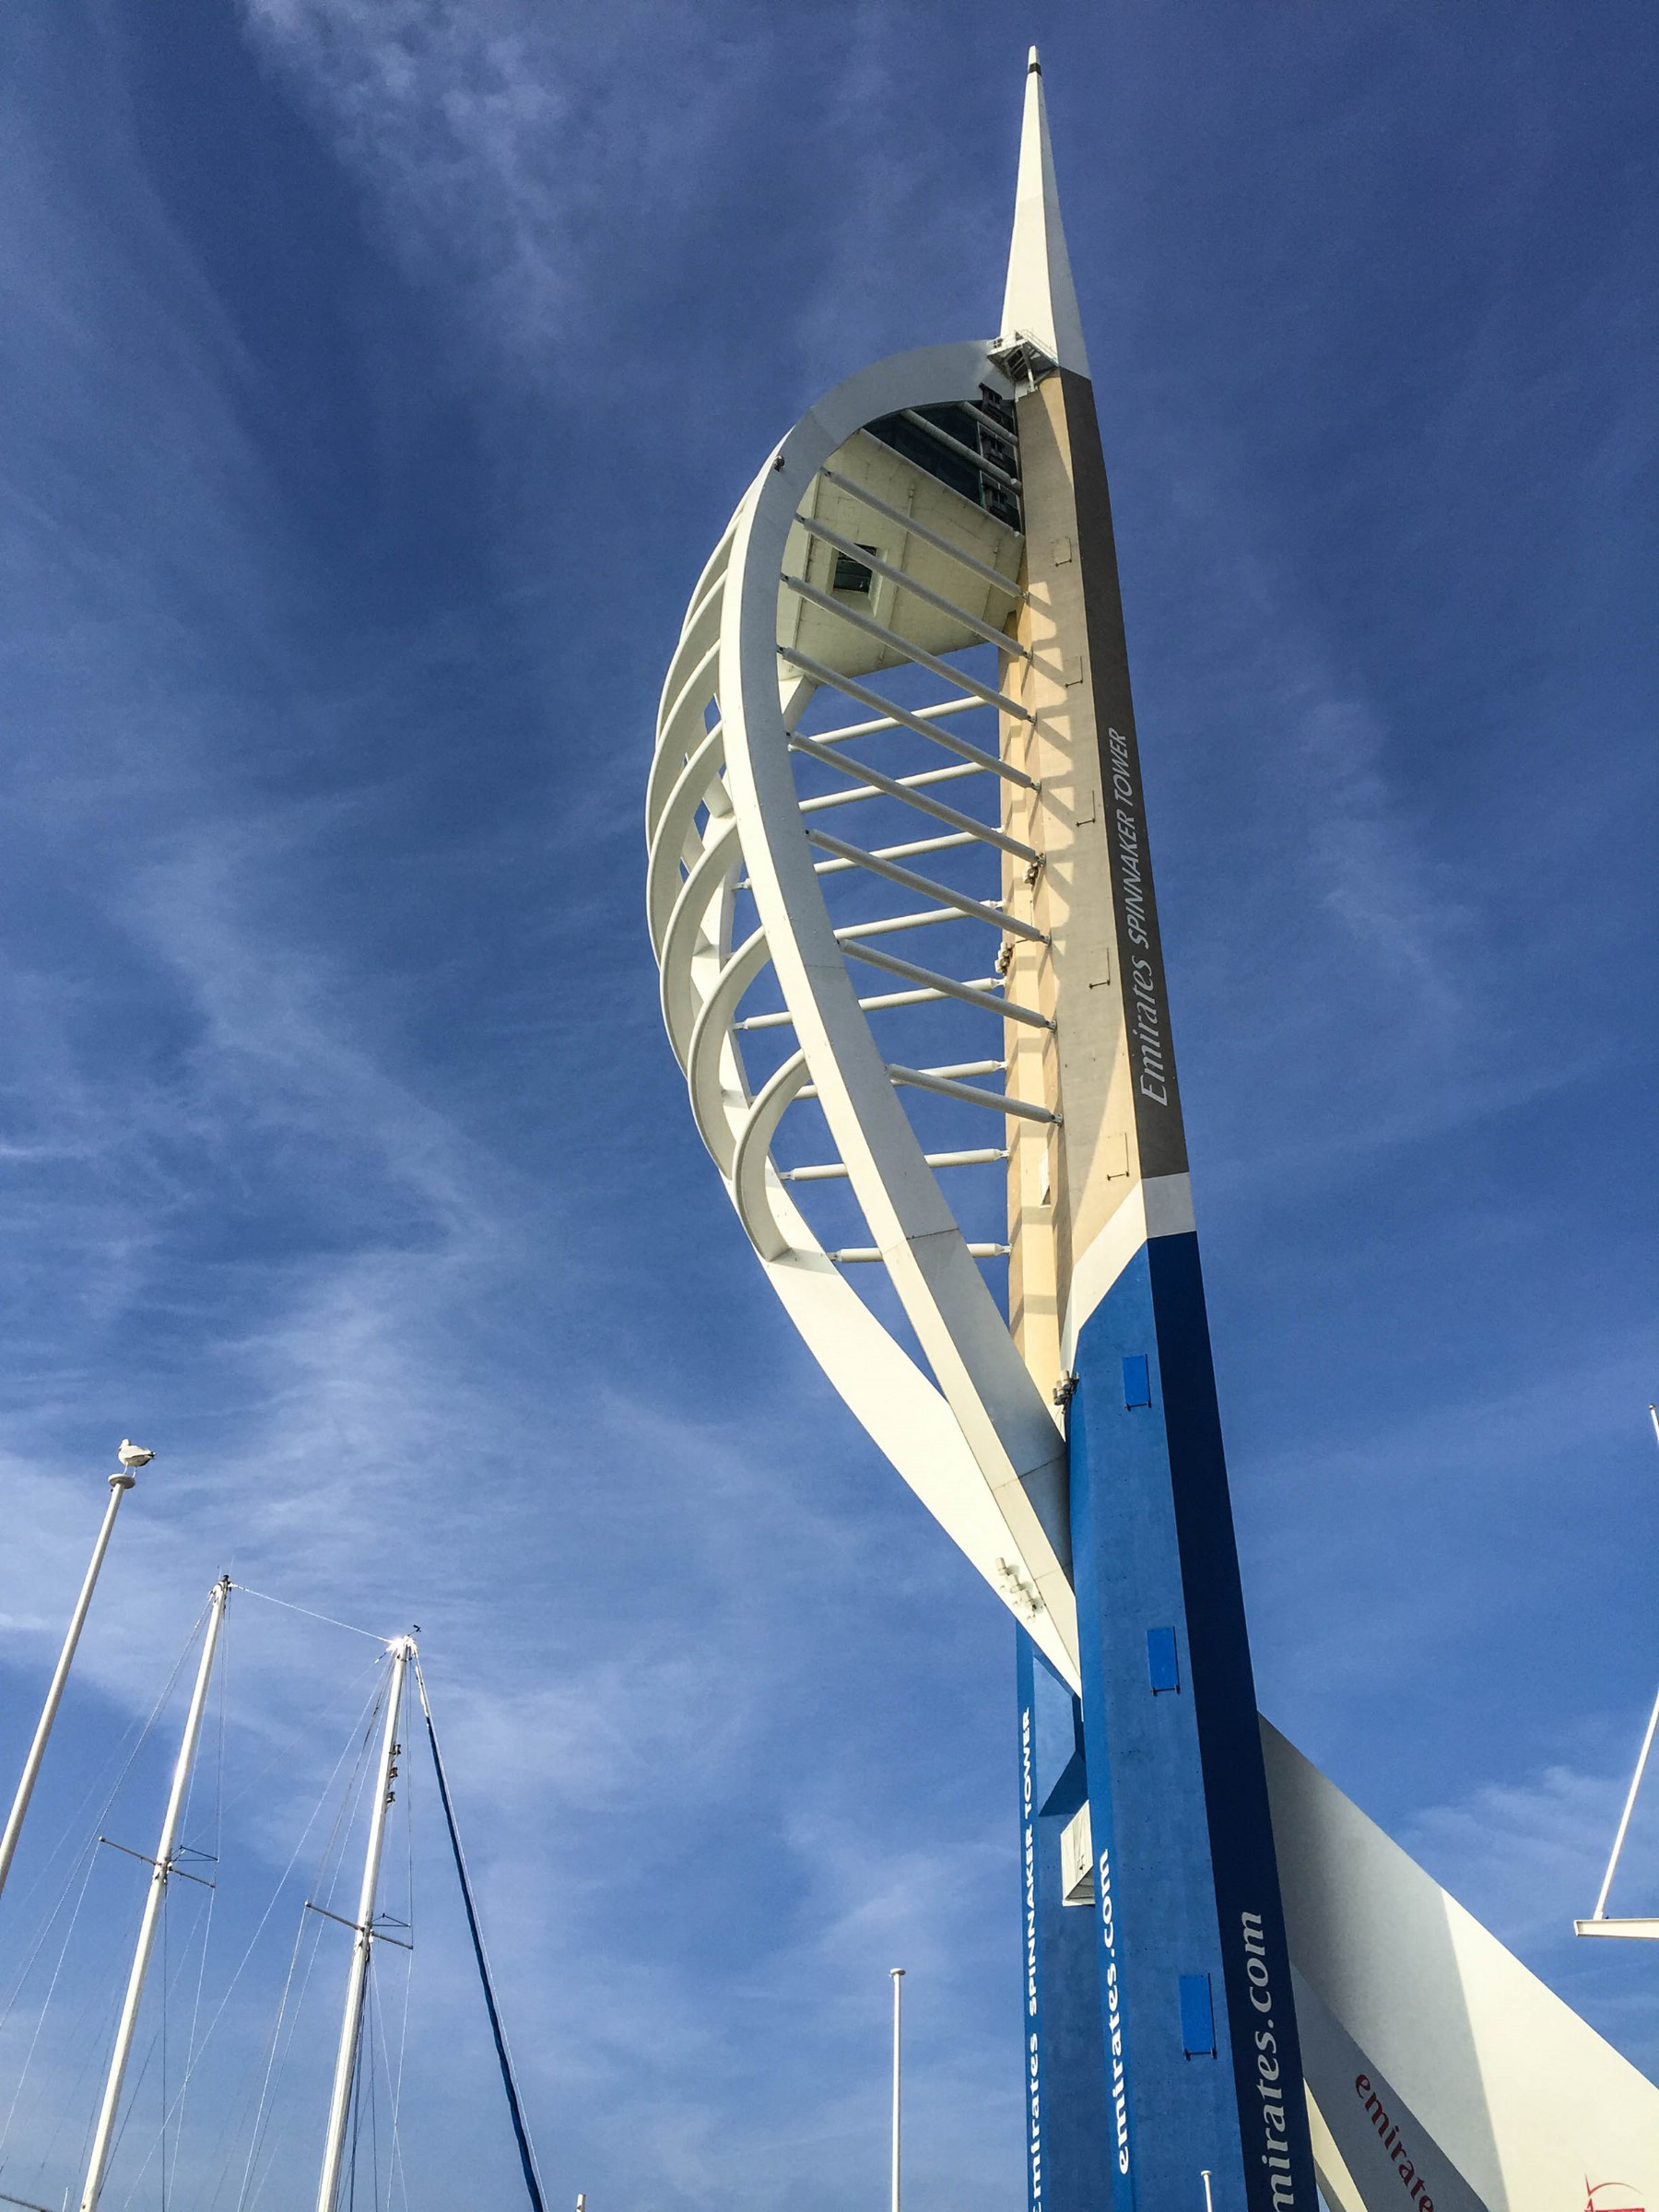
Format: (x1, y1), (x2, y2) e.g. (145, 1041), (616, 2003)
(1010, 349), (1320, 2207)
(1068, 1245), (1310, 2210)
(1017, 1630), (1112, 2212)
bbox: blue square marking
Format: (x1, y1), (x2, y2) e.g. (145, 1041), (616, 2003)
(1147, 1627), (1180, 1694)
(1122, 1353), (1151, 1408)
(1179, 1972), (1216, 2057)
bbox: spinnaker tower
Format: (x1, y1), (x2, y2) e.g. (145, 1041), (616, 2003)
(645, 50), (1659, 2211)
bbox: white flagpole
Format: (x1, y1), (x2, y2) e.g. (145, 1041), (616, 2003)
(79, 1575), (229, 2212)
(1591, 1683), (1659, 1922)
(314, 1636), (414, 2212)
(0, 1453), (149, 1903)
(1577, 1406), (1659, 1931)
(889, 1968), (904, 2212)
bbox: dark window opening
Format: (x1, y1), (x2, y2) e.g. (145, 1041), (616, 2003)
(982, 483), (1021, 529)
(978, 383), (1018, 434)
(832, 546), (877, 594)
(865, 403), (1022, 528)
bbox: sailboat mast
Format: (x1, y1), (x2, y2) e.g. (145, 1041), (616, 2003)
(413, 1654), (547, 2212)
(314, 1634), (413, 2212)
(0, 1457), (146, 1904)
(79, 1574), (229, 2212)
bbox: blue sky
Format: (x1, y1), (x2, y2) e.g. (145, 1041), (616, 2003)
(0, 1), (1653, 2206)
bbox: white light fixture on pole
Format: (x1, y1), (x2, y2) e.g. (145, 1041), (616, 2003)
(889, 1967), (904, 2212)
(0, 1442), (154, 1905)
(80, 1572), (229, 2212)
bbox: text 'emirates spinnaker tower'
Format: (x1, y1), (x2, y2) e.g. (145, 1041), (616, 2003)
(646, 50), (1659, 2212)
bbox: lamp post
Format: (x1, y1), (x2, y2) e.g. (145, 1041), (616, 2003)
(0, 1442), (153, 1903)
(889, 1967), (904, 2212)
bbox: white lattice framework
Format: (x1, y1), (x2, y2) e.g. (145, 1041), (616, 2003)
(646, 340), (1079, 1688)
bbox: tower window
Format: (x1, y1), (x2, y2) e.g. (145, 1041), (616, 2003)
(832, 546), (877, 594)
(978, 383), (1018, 433)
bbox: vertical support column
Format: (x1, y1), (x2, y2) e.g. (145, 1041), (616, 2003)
(1007, 358), (1318, 2212)
(1070, 1253), (1261, 2206)
(1017, 1629), (1112, 2212)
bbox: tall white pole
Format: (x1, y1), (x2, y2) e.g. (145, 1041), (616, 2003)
(1591, 1681), (1659, 1921)
(0, 1467), (138, 1903)
(889, 1967), (904, 2212)
(315, 1637), (413, 2212)
(79, 1575), (229, 2212)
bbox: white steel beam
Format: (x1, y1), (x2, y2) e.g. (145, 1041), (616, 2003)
(897, 408), (1022, 491)
(806, 829), (1043, 937)
(782, 576), (1029, 716)
(779, 649), (1031, 778)
(790, 734), (1036, 857)
(823, 465), (1026, 597)
(795, 514), (1029, 655)
(839, 938), (1045, 1025)
(797, 760), (988, 811)
(835, 906), (999, 940)
(815, 831), (982, 874)
(888, 1065), (1054, 1123)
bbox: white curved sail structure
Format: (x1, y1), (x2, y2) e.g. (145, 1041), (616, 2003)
(648, 338), (1080, 1687)
(1267, 1723), (1659, 2212)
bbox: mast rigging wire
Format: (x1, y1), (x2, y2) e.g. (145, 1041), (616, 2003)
(0, 1841), (101, 2183)
(5, 1616), (542, 2207)
(228, 1589), (386, 1644)
(141, 1660), (384, 2212)
(232, 1677), (386, 2212)
(412, 1657), (547, 2212)
(0, 1602), (206, 2041)
(0, 1599), (213, 2202)
(111, 1868), (218, 2209)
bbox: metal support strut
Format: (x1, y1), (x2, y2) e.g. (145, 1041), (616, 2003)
(415, 1655), (547, 2212)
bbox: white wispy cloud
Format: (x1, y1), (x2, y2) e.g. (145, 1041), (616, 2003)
(239, 0), (777, 368)
(1401, 1759), (1625, 1953)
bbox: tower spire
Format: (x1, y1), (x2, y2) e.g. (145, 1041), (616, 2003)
(1000, 48), (1089, 376)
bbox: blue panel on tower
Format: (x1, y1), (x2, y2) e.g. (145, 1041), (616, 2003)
(1180, 1974), (1216, 2058)
(1017, 1630), (1113, 2212)
(1122, 1354), (1151, 1407)
(1147, 1628), (1180, 1694)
